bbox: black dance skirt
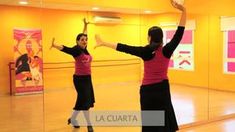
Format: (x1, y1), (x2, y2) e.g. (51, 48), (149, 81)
(140, 79), (178, 132)
(73, 75), (95, 110)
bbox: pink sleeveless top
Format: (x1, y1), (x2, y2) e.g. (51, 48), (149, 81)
(74, 53), (92, 75)
(142, 46), (169, 85)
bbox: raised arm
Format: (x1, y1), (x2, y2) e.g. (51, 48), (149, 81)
(95, 35), (117, 49)
(83, 18), (89, 34)
(163, 1), (186, 58)
(171, 0), (186, 27)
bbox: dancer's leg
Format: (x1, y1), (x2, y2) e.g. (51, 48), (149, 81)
(84, 109), (93, 132)
(68, 110), (80, 128)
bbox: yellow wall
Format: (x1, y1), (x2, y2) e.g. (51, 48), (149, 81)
(0, 5), (142, 95)
(0, 6), (43, 95)
(208, 15), (235, 91)
(1, 5), (235, 95)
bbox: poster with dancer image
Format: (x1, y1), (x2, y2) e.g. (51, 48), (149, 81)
(14, 29), (43, 95)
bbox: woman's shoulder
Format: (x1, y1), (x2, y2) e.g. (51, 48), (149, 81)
(73, 45), (90, 55)
(72, 45), (80, 49)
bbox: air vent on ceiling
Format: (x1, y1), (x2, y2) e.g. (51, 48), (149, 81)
(93, 16), (122, 24)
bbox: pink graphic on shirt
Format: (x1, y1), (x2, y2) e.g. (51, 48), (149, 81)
(75, 54), (92, 75)
(81, 55), (91, 63)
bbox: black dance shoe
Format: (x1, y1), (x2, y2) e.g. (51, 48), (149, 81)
(87, 126), (94, 132)
(67, 118), (80, 128)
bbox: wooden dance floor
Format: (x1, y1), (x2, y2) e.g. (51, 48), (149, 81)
(1, 82), (235, 132)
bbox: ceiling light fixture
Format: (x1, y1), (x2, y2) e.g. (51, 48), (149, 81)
(92, 7), (100, 10)
(19, 0), (28, 5)
(144, 10), (152, 14)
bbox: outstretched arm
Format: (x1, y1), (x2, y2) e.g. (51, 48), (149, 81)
(50, 38), (63, 50)
(95, 35), (154, 60)
(83, 18), (89, 34)
(95, 35), (117, 49)
(50, 38), (81, 57)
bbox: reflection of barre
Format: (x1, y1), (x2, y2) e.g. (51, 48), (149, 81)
(43, 62), (140, 70)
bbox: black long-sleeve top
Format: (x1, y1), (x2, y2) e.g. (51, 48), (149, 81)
(116, 26), (185, 85)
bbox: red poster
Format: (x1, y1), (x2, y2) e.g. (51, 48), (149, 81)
(14, 29), (43, 95)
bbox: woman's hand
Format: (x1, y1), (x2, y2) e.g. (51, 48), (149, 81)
(171, 0), (186, 26)
(50, 38), (55, 50)
(83, 18), (90, 25)
(94, 35), (104, 49)
(95, 35), (118, 49)
(171, 0), (185, 12)
(49, 38), (63, 50)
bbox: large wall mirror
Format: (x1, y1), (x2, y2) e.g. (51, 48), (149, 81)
(1, 0), (235, 131)
(0, 0), (44, 131)
(207, 0), (235, 121)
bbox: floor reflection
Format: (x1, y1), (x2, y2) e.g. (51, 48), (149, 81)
(1, 82), (235, 132)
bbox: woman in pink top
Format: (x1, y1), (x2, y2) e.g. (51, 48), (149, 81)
(94, 1), (186, 131)
(50, 19), (94, 132)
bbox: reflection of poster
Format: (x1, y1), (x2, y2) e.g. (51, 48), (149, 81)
(165, 30), (194, 70)
(224, 30), (235, 73)
(14, 29), (43, 95)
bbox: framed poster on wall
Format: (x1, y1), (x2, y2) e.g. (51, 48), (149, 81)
(224, 30), (235, 73)
(165, 29), (194, 71)
(162, 20), (195, 71)
(14, 29), (43, 95)
(221, 16), (235, 74)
